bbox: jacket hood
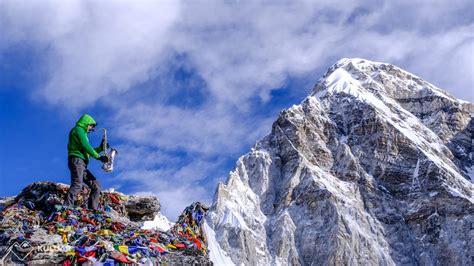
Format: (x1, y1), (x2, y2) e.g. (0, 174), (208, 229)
(76, 114), (97, 129)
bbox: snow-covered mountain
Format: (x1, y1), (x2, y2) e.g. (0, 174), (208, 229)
(205, 58), (474, 265)
(142, 211), (174, 231)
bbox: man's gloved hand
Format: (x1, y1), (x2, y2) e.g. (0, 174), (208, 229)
(99, 156), (109, 163)
(100, 138), (110, 149)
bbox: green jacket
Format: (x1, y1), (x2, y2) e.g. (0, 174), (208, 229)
(67, 114), (103, 164)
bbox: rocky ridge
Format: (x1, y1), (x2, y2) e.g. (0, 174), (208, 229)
(206, 58), (474, 265)
(0, 182), (211, 265)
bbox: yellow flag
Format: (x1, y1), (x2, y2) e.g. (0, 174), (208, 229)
(166, 244), (177, 249)
(118, 245), (129, 254)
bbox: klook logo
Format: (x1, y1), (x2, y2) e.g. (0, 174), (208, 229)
(0, 241), (33, 264)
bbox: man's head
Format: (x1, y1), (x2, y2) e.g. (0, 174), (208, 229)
(86, 124), (96, 133)
(76, 114), (98, 133)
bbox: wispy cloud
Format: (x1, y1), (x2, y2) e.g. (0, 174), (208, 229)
(113, 150), (219, 220)
(1, 0), (472, 218)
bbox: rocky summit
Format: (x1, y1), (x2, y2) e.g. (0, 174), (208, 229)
(0, 181), (211, 265)
(206, 58), (474, 265)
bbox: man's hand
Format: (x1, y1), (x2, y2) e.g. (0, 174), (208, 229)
(100, 138), (110, 149)
(99, 156), (109, 163)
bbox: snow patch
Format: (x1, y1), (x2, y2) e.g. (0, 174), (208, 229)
(142, 212), (173, 231)
(410, 159), (421, 192)
(467, 166), (474, 182)
(217, 205), (249, 230)
(203, 222), (235, 266)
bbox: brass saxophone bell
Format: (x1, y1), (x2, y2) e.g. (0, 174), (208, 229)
(100, 128), (118, 172)
(102, 148), (118, 172)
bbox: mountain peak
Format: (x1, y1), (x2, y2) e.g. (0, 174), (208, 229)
(312, 58), (456, 103)
(333, 57), (375, 68)
(207, 59), (473, 265)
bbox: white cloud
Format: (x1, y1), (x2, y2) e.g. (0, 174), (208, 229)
(169, 0), (473, 103)
(1, 0), (473, 219)
(147, 185), (211, 222)
(113, 160), (216, 220)
(1, 0), (181, 108)
(111, 102), (269, 156)
(2, 0), (472, 106)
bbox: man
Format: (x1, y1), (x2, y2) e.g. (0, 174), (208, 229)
(65, 114), (108, 210)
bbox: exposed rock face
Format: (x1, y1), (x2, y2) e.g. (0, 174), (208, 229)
(207, 58), (473, 265)
(125, 195), (161, 222)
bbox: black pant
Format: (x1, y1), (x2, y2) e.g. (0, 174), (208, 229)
(64, 157), (101, 210)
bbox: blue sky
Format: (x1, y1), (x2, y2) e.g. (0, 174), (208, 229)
(1, 0), (473, 220)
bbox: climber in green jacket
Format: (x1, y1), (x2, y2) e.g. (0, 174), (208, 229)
(65, 114), (108, 210)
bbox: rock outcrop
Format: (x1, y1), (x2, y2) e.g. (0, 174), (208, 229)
(207, 58), (474, 265)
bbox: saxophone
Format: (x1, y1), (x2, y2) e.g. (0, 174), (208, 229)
(100, 128), (118, 172)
